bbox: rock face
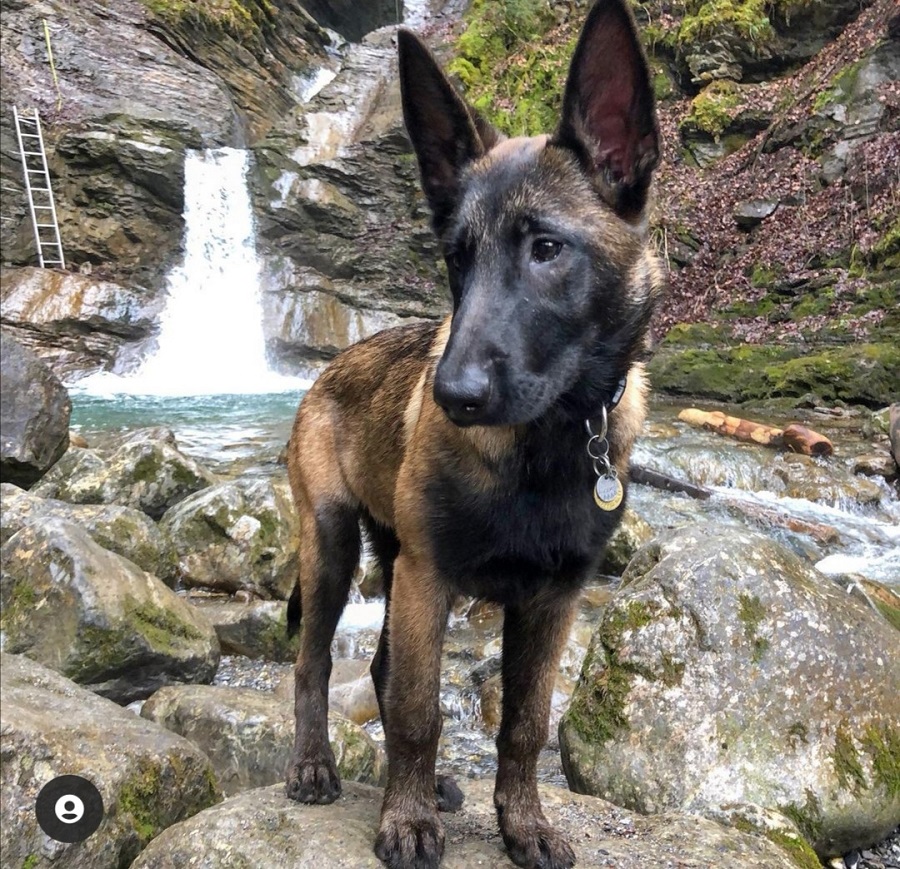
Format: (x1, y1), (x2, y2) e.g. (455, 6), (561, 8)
(197, 600), (300, 662)
(0, 482), (176, 581)
(0, 653), (221, 869)
(130, 779), (796, 869)
(159, 477), (299, 599)
(559, 525), (900, 859)
(0, 519), (220, 703)
(141, 684), (385, 797)
(0, 267), (164, 380)
(0, 334), (70, 487)
(33, 429), (218, 520)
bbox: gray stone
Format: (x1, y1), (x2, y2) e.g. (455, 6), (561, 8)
(598, 508), (654, 576)
(0, 519), (220, 703)
(141, 684), (385, 796)
(0, 653), (221, 869)
(0, 267), (164, 382)
(559, 525), (900, 858)
(159, 477), (299, 599)
(0, 335), (70, 488)
(130, 779), (796, 869)
(276, 659), (380, 726)
(734, 198), (779, 229)
(0, 482), (177, 581)
(197, 600), (299, 662)
(33, 429), (217, 520)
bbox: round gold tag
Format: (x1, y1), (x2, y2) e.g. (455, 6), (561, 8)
(593, 475), (623, 511)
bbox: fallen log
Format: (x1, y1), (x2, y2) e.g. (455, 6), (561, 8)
(629, 464), (711, 500)
(717, 494), (841, 545)
(677, 409), (833, 457)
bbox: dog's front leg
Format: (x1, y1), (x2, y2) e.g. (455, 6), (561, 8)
(495, 588), (580, 869)
(374, 551), (452, 869)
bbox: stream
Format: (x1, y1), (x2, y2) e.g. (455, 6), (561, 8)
(70, 391), (899, 786)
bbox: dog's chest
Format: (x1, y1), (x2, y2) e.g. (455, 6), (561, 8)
(424, 435), (623, 602)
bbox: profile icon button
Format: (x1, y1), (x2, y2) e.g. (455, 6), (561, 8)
(36, 775), (104, 843)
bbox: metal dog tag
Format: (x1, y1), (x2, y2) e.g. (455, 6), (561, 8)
(593, 474), (623, 511)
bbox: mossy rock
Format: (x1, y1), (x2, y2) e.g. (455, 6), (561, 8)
(559, 525), (900, 858)
(0, 519), (219, 703)
(649, 341), (900, 407)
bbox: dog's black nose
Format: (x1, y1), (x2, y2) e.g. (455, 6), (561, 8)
(433, 364), (492, 425)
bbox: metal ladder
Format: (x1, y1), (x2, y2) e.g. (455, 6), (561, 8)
(13, 106), (66, 269)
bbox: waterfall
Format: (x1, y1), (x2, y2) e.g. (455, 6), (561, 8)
(79, 148), (303, 397)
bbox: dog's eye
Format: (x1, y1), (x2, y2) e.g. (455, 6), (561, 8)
(531, 239), (562, 263)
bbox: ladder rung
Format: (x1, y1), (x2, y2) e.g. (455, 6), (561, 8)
(27, 169), (48, 174)
(33, 205), (53, 210)
(36, 223), (58, 228)
(31, 187), (50, 192)
(23, 151), (45, 157)
(19, 132), (41, 138)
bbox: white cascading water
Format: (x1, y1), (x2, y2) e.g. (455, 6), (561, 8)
(80, 148), (302, 396)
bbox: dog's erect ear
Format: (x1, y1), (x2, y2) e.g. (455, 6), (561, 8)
(553, 0), (659, 221)
(398, 29), (500, 233)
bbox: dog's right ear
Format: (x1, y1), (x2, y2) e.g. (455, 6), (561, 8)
(398, 30), (498, 234)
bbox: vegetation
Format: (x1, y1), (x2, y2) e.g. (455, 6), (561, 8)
(139, 0), (276, 43)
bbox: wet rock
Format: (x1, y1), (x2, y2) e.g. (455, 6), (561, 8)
(0, 335), (70, 488)
(559, 525), (900, 859)
(141, 684), (384, 796)
(0, 519), (219, 703)
(276, 659), (380, 726)
(0, 482), (177, 581)
(196, 600), (299, 662)
(130, 779), (794, 869)
(0, 653), (221, 869)
(598, 508), (654, 576)
(890, 404), (900, 468)
(853, 451), (897, 480)
(33, 429), (217, 520)
(302, 0), (398, 42)
(0, 267), (164, 382)
(159, 477), (299, 599)
(734, 198), (779, 230)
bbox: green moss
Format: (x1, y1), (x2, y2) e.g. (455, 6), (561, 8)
(0, 580), (37, 631)
(861, 723), (900, 798)
(649, 342), (900, 408)
(448, 0), (578, 137)
(130, 600), (204, 651)
(677, 0), (773, 48)
(139, 0), (275, 44)
(833, 726), (867, 795)
(683, 81), (742, 140)
(565, 649), (634, 747)
(779, 790), (823, 845)
(119, 759), (166, 843)
(737, 593), (769, 662)
(22, 856), (39, 869)
(132, 451), (162, 484)
(750, 262), (783, 288)
(765, 829), (822, 869)
(869, 215), (900, 271)
(787, 721), (809, 745)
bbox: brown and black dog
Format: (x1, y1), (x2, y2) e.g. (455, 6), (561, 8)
(284, 1), (663, 867)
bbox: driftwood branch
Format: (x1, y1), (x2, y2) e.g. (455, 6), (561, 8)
(678, 409), (833, 457)
(629, 464), (711, 499)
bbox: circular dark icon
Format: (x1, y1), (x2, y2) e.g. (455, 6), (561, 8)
(35, 775), (104, 843)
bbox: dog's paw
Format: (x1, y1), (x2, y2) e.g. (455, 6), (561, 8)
(501, 818), (576, 869)
(285, 751), (341, 804)
(435, 774), (464, 812)
(374, 810), (444, 869)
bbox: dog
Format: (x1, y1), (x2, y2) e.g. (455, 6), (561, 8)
(284, 1), (663, 867)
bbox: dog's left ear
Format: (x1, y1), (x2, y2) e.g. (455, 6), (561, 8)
(553, 0), (660, 221)
(398, 29), (500, 235)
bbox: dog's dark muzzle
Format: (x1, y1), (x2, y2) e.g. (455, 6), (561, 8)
(433, 357), (494, 426)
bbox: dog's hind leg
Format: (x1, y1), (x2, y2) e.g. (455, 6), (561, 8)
(286, 497), (361, 804)
(495, 588), (580, 869)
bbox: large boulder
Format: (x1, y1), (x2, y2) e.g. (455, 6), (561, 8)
(0, 482), (176, 581)
(0, 519), (219, 703)
(559, 525), (900, 859)
(0, 653), (221, 869)
(130, 779), (797, 869)
(0, 334), (70, 488)
(0, 267), (164, 382)
(33, 429), (217, 519)
(141, 685), (385, 796)
(275, 659), (380, 726)
(159, 477), (299, 599)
